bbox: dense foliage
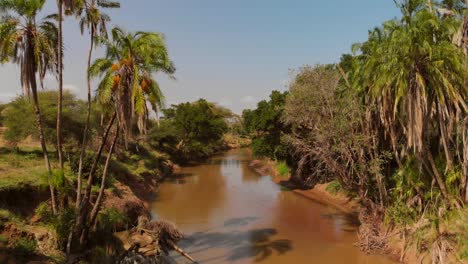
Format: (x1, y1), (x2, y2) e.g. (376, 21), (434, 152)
(149, 99), (228, 163)
(242, 91), (290, 160)
(245, 0), (467, 261)
(2, 91), (89, 148)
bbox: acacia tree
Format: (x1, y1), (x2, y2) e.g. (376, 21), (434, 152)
(0, 0), (59, 213)
(70, 26), (175, 249)
(356, 0), (467, 203)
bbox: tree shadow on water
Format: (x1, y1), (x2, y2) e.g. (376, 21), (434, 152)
(321, 211), (360, 233)
(164, 173), (194, 185)
(181, 228), (293, 263)
(223, 216), (258, 228)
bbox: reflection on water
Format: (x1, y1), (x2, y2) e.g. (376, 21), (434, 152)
(152, 149), (394, 264)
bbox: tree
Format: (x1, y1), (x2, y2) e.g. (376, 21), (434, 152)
(73, 0), (119, 229)
(90, 27), (175, 144)
(71, 26), (175, 250)
(355, 0), (467, 203)
(0, 0), (59, 213)
(2, 91), (87, 148)
(56, 0), (76, 169)
(150, 99), (228, 162)
(242, 90), (289, 160)
(282, 65), (390, 203)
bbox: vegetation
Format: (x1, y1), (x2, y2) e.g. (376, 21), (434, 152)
(149, 99), (228, 163)
(245, 0), (467, 261)
(2, 91), (88, 148)
(0, 0), (466, 262)
(242, 91), (290, 161)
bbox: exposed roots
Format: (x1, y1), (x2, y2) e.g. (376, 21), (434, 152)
(356, 201), (388, 254)
(430, 234), (452, 264)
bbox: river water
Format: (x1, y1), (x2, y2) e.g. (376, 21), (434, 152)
(151, 148), (394, 264)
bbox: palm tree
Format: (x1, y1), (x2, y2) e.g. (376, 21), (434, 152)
(0, 0), (59, 213)
(357, 0), (467, 203)
(55, 0), (76, 169)
(65, 1), (119, 254)
(71, 26), (175, 249)
(73, 0), (119, 214)
(91, 27), (175, 142)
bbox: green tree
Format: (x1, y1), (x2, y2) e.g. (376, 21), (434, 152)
(72, 26), (175, 249)
(150, 99), (228, 162)
(71, 1), (119, 248)
(0, 0), (59, 213)
(242, 90), (289, 160)
(90, 27), (175, 143)
(2, 91), (86, 147)
(355, 0), (467, 203)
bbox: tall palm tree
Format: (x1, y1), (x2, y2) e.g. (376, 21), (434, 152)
(357, 0), (467, 203)
(91, 27), (175, 142)
(65, 1), (119, 254)
(0, 0), (59, 213)
(55, 0), (76, 169)
(71, 26), (175, 249)
(73, 0), (119, 213)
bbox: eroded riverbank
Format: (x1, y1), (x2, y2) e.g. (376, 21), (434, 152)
(151, 148), (395, 264)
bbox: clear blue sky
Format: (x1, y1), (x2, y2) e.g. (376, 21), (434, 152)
(0, 0), (401, 113)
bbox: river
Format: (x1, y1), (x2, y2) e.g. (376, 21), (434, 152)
(151, 148), (394, 264)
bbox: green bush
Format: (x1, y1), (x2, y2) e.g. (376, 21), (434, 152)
(35, 202), (53, 222)
(69, 151), (104, 186)
(0, 235), (8, 243)
(325, 180), (342, 195)
(97, 208), (129, 233)
(13, 237), (37, 256)
(275, 161), (290, 178)
(35, 203), (75, 250)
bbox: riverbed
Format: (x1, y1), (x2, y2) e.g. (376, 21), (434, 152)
(151, 148), (394, 263)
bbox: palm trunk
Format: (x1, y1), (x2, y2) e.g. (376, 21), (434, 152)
(90, 127), (119, 230)
(76, 26), (95, 210)
(425, 149), (450, 202)
(30, 67), (58, 215)
(462, 116), (468, 204)
(438, 105), (453, 171)
(73, 112), (116, 248)
(56, 0), (64, 169)
(67, 25), (95, 256)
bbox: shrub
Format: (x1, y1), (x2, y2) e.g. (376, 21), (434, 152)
(13, 237), (37, 256)
(325, 181), (342, 195)
(275, 161), (290, 178)
(0, 235), (8, 244)
(97, 208), (129, 233)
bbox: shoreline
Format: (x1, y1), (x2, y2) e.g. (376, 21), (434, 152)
(247, 157), (406, 264)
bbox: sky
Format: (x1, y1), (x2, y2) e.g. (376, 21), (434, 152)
(0, 0), (401, 114)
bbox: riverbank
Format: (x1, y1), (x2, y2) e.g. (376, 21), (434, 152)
(248, 157), (468, 264)
(0, 143), (176, 263)
(248, 157), (408, 263)
(248, 158), (359, 214)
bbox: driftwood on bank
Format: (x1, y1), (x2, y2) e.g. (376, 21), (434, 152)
(117, 216), (197, 263)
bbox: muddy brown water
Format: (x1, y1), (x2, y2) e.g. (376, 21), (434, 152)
(151, 149), (395, 264)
